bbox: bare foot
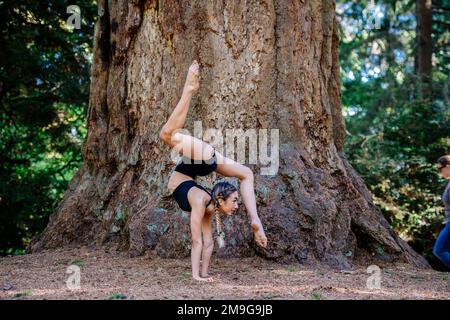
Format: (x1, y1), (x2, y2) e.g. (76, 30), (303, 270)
(193, 276), (214, 282)
(251, 222), (267, 248)
(201, 272), (220, 278)
(184, 60), (200, 93)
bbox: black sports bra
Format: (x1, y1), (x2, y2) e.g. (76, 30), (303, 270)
(174, 149), (217, 179)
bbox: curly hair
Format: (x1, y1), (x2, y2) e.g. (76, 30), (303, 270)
(210, 181), (238, 248)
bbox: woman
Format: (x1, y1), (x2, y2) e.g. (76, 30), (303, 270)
(434, 155), (450, 269)
(159, 60), (268, 282)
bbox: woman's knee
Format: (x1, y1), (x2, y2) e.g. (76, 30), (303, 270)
(159, 128), (170, 144)
(240, 166), (254, 182)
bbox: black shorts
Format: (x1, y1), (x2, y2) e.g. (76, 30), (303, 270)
(171, 180), (211, 212)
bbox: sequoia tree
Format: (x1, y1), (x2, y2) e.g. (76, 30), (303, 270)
(28, 0), (429, 269)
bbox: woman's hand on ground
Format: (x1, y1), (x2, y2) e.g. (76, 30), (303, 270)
(184, 60), (200, 93)
(251, 221), (268, 248)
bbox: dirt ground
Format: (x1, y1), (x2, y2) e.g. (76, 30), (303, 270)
(0, 246), (448, 300)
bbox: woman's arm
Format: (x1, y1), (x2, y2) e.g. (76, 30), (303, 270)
(190, 203), (204, 281)
(189, 198), (213, 282)
(200, 213), (214, 277)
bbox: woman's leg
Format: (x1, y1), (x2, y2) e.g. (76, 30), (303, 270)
(169, 132), (215, 160)
(433, 223), (450, 268)
(159, 60), (200, 148)
(158, 61), (213, 159)
(214, 151), (268, 248)
(200, 212), (215, 277)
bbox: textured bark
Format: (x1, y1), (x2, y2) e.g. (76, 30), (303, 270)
(28, 0), (429, 269)
(415, 0), (432, 99)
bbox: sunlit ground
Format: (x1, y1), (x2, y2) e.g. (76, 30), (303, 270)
(1, 246), (448, 300)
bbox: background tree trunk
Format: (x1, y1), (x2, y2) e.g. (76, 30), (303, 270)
(28, 0), (429, 269)
(415, 0), (433, 99)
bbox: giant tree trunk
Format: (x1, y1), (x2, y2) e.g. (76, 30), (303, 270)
(28, 0), (429, 269)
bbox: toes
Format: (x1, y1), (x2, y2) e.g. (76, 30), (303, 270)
(189, 64), (200, 75)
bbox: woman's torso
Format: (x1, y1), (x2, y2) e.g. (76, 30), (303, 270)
(167, 171), (194, 194)
(168, 149), (217, 214)
(168, 172), (214, 215)
(168, 148), (217, 194)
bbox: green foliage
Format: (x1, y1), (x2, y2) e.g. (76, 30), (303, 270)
(0, 1), (97, 255)
(14, 290), (33, 298)
(179, 271), (191, 280)
(284, 266), (298, 272)
(338, 0), (449, 269)
(109, 293), (127, 300)
(311, 292), (323, 300)
(68, 259), (85, 267)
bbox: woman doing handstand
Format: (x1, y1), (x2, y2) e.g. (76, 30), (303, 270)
(159, 60), (268, 282)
